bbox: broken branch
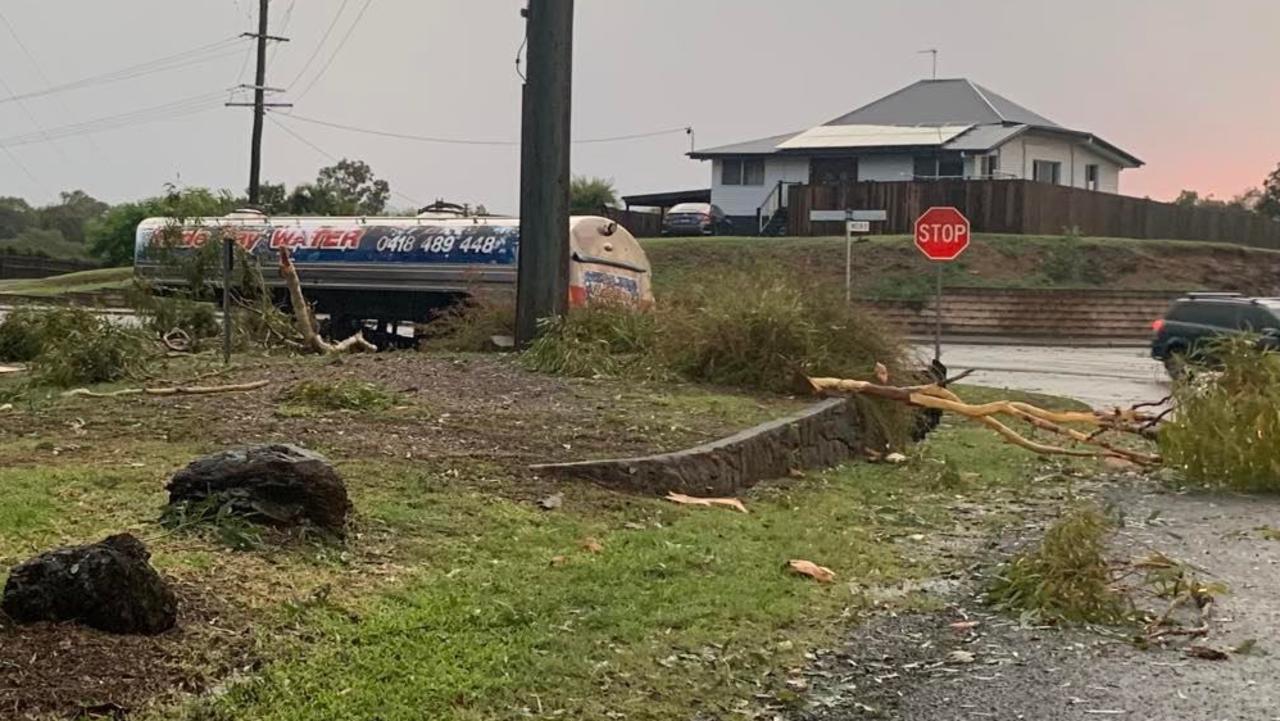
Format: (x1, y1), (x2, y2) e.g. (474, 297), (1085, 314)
(62, 380), (270, 399)
(277, 248), (377, 355)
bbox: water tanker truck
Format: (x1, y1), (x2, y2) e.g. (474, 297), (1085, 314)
(134, 209), (652, 343)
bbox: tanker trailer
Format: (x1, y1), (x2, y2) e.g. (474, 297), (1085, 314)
(134, 209), (652, 342)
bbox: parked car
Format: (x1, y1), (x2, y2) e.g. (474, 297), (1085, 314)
(1150, 292), (1280, 374)
(661, 203), (732, 236)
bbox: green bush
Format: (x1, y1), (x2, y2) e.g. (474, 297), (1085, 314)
(522, 299), (663, 379)
(0, 306), (47, 361)
(419, 292), (516, 352)
(25, 308), (148, 387)
(1160, 336), (1280, 492)
(987, 504), (1131, 625)
(657, 270), (904, 392)
(282, 379), (398, 412)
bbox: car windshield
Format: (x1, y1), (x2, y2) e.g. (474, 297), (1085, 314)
(668, 203), (709, 214)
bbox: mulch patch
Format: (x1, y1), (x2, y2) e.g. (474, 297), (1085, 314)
(0, 582), (253, 720)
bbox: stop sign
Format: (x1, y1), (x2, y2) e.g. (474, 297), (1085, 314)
(914, 206), (970, 261)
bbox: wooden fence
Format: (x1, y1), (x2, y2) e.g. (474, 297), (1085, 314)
(787, 180), (1280, 248)
(600, 207), (662, 238)
(0, 254), (100, 280)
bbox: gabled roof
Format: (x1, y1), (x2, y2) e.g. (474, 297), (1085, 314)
(823, 79), (1060, 128)
(688, 78), (1142, 167)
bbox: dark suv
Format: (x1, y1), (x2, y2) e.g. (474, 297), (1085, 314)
(1151, 293), (1280, 373)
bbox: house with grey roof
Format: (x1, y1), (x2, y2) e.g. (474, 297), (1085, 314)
(688, 78), (1142, 232)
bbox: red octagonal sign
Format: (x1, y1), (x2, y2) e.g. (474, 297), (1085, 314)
(914, 206), (970, 261)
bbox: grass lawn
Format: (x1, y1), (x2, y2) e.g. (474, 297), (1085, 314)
(0, 350), (1092, 720)
(642, 233), (1280, 300)
(0, 266), (133, 298)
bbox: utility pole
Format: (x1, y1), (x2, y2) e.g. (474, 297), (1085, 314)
(225, 0), (290, 362)
(515, 0), (574, 347)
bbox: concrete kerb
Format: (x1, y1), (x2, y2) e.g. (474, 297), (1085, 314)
(529, 398), (867, 497)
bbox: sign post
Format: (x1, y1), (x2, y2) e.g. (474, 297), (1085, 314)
(913, 206), (970, 362)
(844, 219), (871, 304)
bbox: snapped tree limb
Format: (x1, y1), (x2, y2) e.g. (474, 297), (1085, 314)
(277, 247), (377, 355)
(808, 376), (1162, 466)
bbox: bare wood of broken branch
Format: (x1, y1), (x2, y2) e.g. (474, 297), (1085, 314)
(808, 376), (1161, 466)
(277, 247), (377, 355)
(62, 380), (270, 399)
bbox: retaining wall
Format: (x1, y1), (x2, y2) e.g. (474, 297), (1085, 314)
(530, 398), (864, 496)
(864, 287), (1178, 342)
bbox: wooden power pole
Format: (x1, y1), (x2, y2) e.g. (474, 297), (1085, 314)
(515, 0), (574, 347)
(224, 0), (289, 363)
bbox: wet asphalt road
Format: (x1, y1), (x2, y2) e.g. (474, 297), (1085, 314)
(920, 343), (1170, 410)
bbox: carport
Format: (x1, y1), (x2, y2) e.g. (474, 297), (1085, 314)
(620, 188), (711, 225)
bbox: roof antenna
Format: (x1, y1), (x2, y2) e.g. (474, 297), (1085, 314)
(917, 48), (938, 79)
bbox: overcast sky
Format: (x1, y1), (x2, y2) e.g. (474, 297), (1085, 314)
(1, 0), (1277, 212)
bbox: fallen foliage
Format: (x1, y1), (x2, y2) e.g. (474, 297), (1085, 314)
(1160, 336), (1280, 492)
(987, 504), (1132, 625)
(281, 379), (397, 412)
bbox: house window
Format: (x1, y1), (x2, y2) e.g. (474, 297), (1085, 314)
(1032, 160), (1062, 185)
(1085, 164), (1100, 191)
(721, 158), (765, 186)
(810, 157), (859, 185)
(938, 156), (963, 178)
(980, 154), (1000, 178)
(914, 154), (962, 179)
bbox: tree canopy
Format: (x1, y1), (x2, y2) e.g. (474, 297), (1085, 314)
(569, 176), (618, 215)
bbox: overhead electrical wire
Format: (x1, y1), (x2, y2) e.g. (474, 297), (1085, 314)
(266, 113), (425, 209)
(272, 111), (692, 147)
(0, 91), (227, 149)
(0, 41), (246, 106)
(293, 0), (375, 101)
(287, 0), (350, 89)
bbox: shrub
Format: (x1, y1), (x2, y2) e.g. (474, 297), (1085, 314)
(656, 270), (904, 393)
(282, 379), (397, 412)
(1159, 336), (1280, 492)
(26, 308), (148, 387)
(521, 300), (663, 378)
(987, 504), (1131, 625)
(420, 293), (516, 352)
(0, 306), (47, 362)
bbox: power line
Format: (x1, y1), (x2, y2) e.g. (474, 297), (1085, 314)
(266, 113), (424, 208)
(273, 111), (691, 147)
(287, 0), (351, 89)
(0, 7), (105, 163)
(0, 42), (245, 105)
(0, 92), (227, 148)
(293, 0), (374, 101)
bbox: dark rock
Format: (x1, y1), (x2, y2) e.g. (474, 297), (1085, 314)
(166, 443), (351, 532)
(1, 533), (177, 634)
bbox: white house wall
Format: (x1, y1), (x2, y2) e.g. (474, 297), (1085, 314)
(710, 156), (810, 217)
(998, 131), (1122, 193)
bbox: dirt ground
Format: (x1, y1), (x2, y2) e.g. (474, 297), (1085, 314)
(0, 352), (804, 718)
(787, 478), (1280, 721)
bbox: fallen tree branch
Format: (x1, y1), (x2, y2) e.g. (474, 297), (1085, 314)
(62, 380), (270, 399)
(809, 376), (1161, 466)
(277, 247), (377, 355)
